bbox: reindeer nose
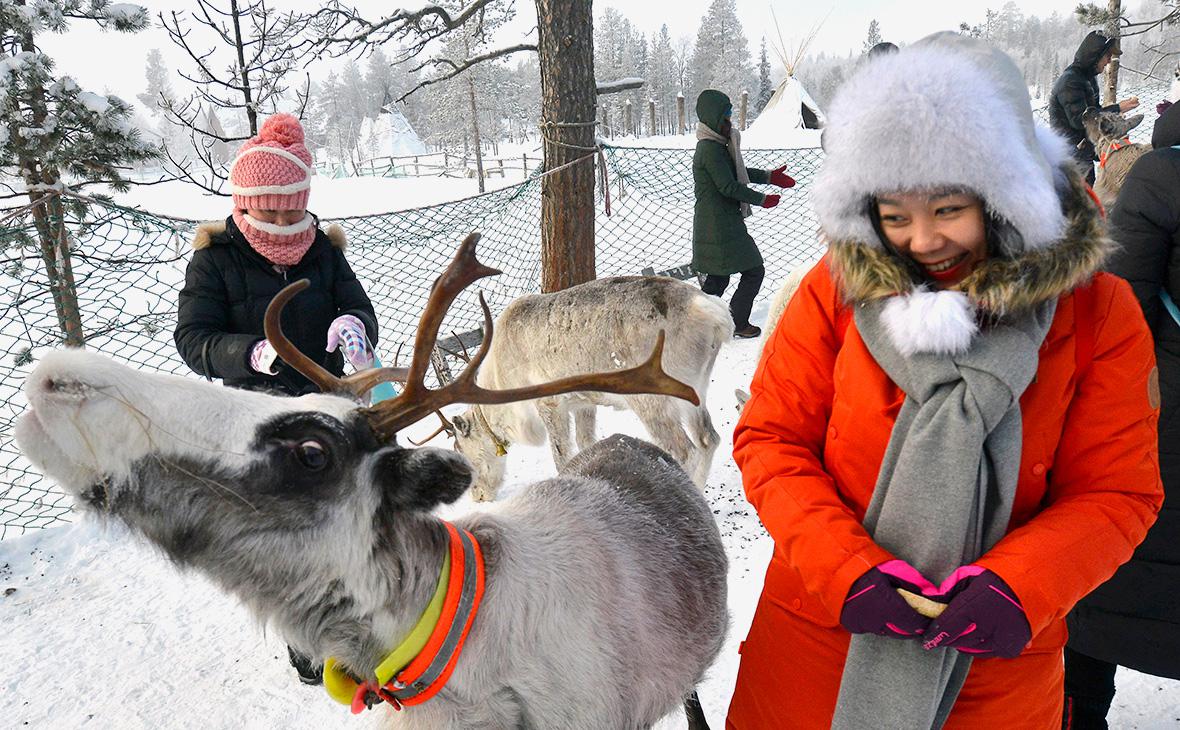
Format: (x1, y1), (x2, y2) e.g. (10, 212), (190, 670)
(29, 369), (92, 403)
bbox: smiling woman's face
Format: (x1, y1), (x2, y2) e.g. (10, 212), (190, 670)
(876, 191), (988, 288)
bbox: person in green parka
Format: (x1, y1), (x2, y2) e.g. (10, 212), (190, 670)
(693, 89), (796, 338)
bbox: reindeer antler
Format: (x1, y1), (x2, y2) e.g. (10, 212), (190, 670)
(367, 233), (698, 441)
(267, 232), (699, 440)
(264, 284), (410, 398)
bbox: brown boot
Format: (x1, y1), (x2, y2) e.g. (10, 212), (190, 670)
(734, 324), (761, 339)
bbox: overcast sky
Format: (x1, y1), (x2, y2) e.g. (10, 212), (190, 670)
(41, 0), (1093, 107)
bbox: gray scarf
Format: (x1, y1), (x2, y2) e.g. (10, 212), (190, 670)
(832, 296), (1056, 729)
(695, 121), (753, 218)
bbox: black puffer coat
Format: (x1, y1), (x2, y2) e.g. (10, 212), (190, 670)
(1068, 103), (1180, 679)
(1048, 31), (1120, 163)
(174, 216), (378, 396)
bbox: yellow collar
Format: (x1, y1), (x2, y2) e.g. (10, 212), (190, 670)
(321, 522), (487, 714)
(323, 549), (452, 705)
(473, 405), (509, 456)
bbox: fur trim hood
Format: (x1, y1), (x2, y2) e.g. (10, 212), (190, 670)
(813, 32), (1074, 253)
(829, 167), (1110, 355)
(191, 218), (346, 250)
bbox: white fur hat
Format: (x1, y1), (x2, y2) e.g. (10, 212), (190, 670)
(812, 32), (1074, 252)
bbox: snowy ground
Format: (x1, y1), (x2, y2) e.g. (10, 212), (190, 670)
(2, 296), (1179, 729)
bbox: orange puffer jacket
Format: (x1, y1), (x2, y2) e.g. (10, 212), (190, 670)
(727, 258), (1162, 729)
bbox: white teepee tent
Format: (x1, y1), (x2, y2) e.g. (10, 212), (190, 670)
(747, 76), (824, 133)
(742, 13), (825, 148)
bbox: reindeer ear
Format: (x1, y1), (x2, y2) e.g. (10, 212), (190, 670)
(375, 447), (473, 510)
(451, 413), (472, 437)
(1126, 113), (1144, 131)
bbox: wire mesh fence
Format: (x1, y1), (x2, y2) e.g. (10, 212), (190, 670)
(0, 79), (1168, 539)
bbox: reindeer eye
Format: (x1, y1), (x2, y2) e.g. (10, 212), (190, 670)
(294, 440), (329, 470)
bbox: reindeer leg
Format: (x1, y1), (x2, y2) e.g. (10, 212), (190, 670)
(685, 689), (711, 730)
(573, 405), (597, 451)
(538, 400), (575, 470)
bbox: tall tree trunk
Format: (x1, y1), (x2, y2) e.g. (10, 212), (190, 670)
(1103, 0), (1121, 105)
(230, 0), (258, 136)
(536, 0), (596, 293)
(464, 35), (486, 193)
(17, 3), (84, 346)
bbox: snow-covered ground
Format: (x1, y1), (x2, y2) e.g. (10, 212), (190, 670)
(3, 298), (1179, 729)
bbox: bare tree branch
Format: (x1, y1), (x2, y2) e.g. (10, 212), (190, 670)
(400, 42), (536, 100)
(299, 0), (504, 61)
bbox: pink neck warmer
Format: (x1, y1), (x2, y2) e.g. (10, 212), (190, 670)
(233, 210), (316, 266)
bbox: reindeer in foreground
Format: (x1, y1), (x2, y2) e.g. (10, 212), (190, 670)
(15, 235), (728, 730)
(1082, 106), (1149, 208)
(438, 277), (731, 502)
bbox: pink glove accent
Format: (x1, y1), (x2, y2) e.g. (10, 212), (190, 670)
(922, 568), (1031, 658)
(250, 340), (279, 375)
(840, 560), (935, 639)
(769, 164), (796, 188)
(326, 315), (373, 371)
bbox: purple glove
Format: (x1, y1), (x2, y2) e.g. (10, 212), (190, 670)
(250, 339), (279, 375)
(921, 568), (1031, 658)
(840, 559), (934, 639)
(326, 315), (372, 371)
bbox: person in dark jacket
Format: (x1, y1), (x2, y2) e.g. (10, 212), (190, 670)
(693, 89), (796, 338)
(1064, 101), (1180, 729)
(174, 113), (378, 687)
(1049, 30), (1140, 185)
(174, 113), (378, 399)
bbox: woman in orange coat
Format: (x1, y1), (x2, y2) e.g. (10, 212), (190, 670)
(727, 33), (1163, 729)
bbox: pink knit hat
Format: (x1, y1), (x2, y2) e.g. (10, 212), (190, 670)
(230, 113), (313, 211)
(230, 114), (317, 266)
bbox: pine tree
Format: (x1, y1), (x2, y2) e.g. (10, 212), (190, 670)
(137, 49), (175, 116)
(863, 19), (883, 54)
(1, 0), (159, 346)
(647, 25), (678, 134)
(688, 0), (756, 121)
(756, 37), (774, 114)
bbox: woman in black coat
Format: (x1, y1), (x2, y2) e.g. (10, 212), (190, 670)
(174, 113), (378, 398)
(1064, 101), (1180, 729)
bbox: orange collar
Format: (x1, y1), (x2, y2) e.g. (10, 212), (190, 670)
(1099, 137), (1131, 169)
(331, 521), (486, 714)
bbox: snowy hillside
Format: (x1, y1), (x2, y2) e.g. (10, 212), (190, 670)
(2, 312), (1179, 729)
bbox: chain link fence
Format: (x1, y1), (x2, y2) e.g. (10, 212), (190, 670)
(1, 80), (1168, 539)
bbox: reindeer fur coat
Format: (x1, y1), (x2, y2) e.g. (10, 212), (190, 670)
(174, 216), (378, 396)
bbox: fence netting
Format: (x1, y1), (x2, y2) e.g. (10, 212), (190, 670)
(0, 80), (1168, 538)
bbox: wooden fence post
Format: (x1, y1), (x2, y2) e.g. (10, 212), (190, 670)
(677, 94), (686, 134)
(649, 100), (656, 137)
(740, 90), (749, 130)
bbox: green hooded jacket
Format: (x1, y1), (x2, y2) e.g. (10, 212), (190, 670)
(692, 89), (769, 275)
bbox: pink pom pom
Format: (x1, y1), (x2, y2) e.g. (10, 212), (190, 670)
(258, 113), (305, 146)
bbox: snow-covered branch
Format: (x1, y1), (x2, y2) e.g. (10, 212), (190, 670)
(596, 77), (645, 95)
